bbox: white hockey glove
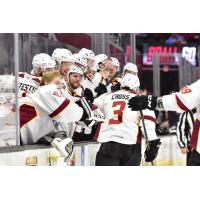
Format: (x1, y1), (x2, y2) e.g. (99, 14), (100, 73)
(51, 137), (73, 162)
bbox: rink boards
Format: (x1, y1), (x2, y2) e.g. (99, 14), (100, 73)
(0, 135), (186, 166)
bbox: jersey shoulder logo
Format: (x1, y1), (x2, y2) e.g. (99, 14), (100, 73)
(179, 86), (192, 94)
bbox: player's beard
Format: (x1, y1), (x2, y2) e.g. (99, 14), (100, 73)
(69, 80), (80, 90)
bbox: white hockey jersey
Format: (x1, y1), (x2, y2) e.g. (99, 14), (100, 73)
(94, 90), (157, 144)
(160, 79), (200, 152)
(81, 75), (95, 96)
(93, 72), (107, 89)
(18, 72), (41, 97)
(20, 84), (84, 144)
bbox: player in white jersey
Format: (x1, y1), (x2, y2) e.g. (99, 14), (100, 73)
(93, 54), (118, 97)
(109, 62), (139, 92)
(105, 57), (121, 92)
(19, 69), (98, 160)
(128, 78), (200, 165)
(52, 48), (74, 89)
(19, 53), (56, 97)
(94, 74), (160, 166)
(0, 75), (16, 146)
(63, 65), (97, 140)
(93, 54), (108, 88)
(78, 48), (96, 97)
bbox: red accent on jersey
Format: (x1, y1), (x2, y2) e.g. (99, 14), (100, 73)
(94, 122), (103, 141)
(49, 99), (70, 118)
(32, 78), (41, 84)
(91, 104), (98, 110)
(22, 92), (26, 97)
(189, 119), (200, 149)
(143, 115), (156, 123)
(109, 101), (126, 125)
(175, 94), (189, 112)
(20, 104), (37, 128)
(136, 126), (142, 144)
(84, 74), (93, 83)
(128, 91), (138, 94)
(19, 73), (25, 78)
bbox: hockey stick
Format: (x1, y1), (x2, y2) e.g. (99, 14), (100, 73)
(80, 97), (105, 126)
(140, 110), (154, 166)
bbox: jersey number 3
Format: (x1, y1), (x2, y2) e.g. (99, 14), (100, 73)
(109, 101), (126, 125)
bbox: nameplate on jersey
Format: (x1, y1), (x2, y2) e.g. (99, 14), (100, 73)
(19, 82), (37, 93)
(111, 94), (130, 100)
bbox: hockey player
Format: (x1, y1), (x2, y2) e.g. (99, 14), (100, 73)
(0, 75), (16, 147)
(128, 79), (200, 165)
(92, 54), (113, 97)
(63, 65), (101, 141)
(106, 57), (121, 92)
(19, 70), (97, 161)
(93, 54), (108, 88)
(64, 65), (84, 101)
(78, 48), (96, 97)
(123, 62), (138, 76)
(19, 53), (56, 97)
(94, 74), (160, 166)
(73, 53), (87, 73)
(31, 53), (56, 76)
(79, 48), (95, 73)
(52, 48), (74, 88)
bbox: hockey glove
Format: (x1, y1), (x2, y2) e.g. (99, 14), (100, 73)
(111, 83), (121, 92)
(51, 137), (73, 162)
(95, 83), (107, 97)
(83, 88), (94, 103)
(128, 95), (157, 111)
(144, 139), (161, 162)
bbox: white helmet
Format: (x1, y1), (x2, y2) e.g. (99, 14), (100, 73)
(111, 57), (120, 71)
(52, 48), (73, 64)
(95, 54), (108, 64)
(121, 74), (140, 91)
(79, 48), (95, 61)
(32, 53), (51, 69)
(68, 65), (83, 77)
(123, 63), (138, 74)
(94, 54), (108, 71)
(41, 59), (56, 71)
(73, 53), (87, 67)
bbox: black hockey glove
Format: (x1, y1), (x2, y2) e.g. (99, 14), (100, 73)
(111, 83), (121, 92)
(144, 139), (161, 162)
(75, 100), (89, 121)
(128, 95), (157, 111)
(83, 88), (94, 103)
(95, 83), (107, 97)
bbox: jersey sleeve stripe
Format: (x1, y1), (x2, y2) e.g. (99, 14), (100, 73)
(32, 78), (41, 84)
(20, 104), (37, 128)
(143, 115), (156, 123)
(94, 122), (103, 141)
(175, 94), (189, 112)
(49, 99), (70, 118)
(19, 73), (25, 78)
(189, 119), (200, 149)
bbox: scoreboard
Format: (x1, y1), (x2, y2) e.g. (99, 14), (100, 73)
(143, 45), (197, 66)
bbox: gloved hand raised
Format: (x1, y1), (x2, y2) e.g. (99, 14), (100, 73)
(51, 137), (73, 162)
(95, 83), (107, 97)
(83, 88), (94, 103)
(111, 83), (121, 92)
(144, 139), (161, 162)
(128, 95), (157, 111)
